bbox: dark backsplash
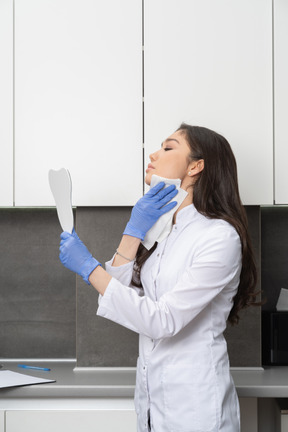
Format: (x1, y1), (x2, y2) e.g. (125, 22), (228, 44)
(0, 209), (76, 359)
(261, 206), (288, 311)
(0, 205), (266, 367)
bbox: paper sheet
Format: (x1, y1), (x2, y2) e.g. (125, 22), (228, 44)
(0, 370), (55, 389)
(276, 288), (288, 311)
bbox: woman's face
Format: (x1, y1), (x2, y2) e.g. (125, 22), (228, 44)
(145, 130), (192, 186)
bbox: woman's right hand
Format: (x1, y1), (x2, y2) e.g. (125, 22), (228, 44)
(123, 182), (178, 240)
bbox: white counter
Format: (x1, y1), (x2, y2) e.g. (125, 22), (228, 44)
(1, 360), (288, 401)
(1, 361), (287, 432)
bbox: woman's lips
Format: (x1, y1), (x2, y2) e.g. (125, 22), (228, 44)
(146, 164), (155, 173)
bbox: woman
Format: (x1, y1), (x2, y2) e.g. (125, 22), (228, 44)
(59, 123), (258, 432)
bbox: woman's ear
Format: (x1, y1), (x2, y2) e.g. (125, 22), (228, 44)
(188, 159), (204, 177)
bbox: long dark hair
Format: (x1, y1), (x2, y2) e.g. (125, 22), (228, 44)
(133, 123), (259, 325)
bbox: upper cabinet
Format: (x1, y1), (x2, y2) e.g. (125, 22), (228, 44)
(274, 0), (288, 204)
(144, 0), (273, 205)
(14, 0), (142, 206)
(0, 0), (13, 206)
(3, 0), (287, 207)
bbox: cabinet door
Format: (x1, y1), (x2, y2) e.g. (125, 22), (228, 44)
(0, 0), (13, 206)
(239, 398), (258, 432)
(144, 0), (273, 205)
(274, 0), (288, 204)
(15, 0), (142, 206)
(6, 410), (137, 432)
(0, 411), (4, 432)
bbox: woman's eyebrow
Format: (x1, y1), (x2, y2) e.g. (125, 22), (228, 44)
(161, 138), (180, 147)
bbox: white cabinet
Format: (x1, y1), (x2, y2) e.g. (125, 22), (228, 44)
(5, 410), (137, 432)
(0, 0), (13, 206)
(144, 0), (273, 205)
(274, 0), (288, 204)
(281, 413), (288, 432)
(4, 0), (286, 206)
(3, 400), (256, 432)
(14, 0), (142, 206)
(0, 411), (4, 432)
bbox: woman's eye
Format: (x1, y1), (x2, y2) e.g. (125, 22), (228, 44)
(163, 147), (172, 151)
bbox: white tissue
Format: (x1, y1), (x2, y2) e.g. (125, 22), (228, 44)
(142, 175), (188, 250)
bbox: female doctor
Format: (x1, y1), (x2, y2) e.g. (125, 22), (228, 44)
(59, 123), (258, 432)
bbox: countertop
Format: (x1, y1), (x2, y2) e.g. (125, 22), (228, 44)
(1, 360), (288, 402)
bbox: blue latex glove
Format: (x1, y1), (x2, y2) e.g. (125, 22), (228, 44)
(123, 182), (178, 240)
(59, 230), (101, 284)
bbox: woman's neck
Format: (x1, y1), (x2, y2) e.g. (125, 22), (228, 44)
(172, 190), (193, 224)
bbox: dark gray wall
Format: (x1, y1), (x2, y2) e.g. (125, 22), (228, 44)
(261, 206), (288, 311)
(225, 206), (261, 367)
(76, 207), (138, 367)
(0, 205), (262, 367)
(0, 209), (76, 358)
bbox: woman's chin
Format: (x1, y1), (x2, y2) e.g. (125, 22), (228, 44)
(144, 174), (151, 186)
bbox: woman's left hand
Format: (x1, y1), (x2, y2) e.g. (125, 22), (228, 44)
(123, 182), (178, 240)
(59, 230), (101, 284)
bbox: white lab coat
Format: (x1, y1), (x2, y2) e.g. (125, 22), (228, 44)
(97, 204), (242, 432)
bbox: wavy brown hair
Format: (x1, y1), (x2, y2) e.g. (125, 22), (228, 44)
(133, 123), (259, 325)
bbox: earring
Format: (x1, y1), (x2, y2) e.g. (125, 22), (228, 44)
(188, 171), (191, 176)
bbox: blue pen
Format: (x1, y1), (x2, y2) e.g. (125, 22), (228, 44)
(17, 364), (51, 371)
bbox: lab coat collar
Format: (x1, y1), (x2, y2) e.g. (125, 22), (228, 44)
(174, 203), (198, 225)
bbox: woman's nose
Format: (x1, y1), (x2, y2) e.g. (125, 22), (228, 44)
(149, 150), (158, 161)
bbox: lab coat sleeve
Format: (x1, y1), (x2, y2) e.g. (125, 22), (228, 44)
(105, 255), (135, 286)
(97, 226), (242, 339)
(98, 255), (143, 306)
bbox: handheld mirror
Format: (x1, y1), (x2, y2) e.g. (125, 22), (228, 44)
(48, 168), (74, 234)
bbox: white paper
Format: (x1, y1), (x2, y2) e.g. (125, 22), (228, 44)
(276, 288), (288, 311)
(0, 370), (55, 389)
